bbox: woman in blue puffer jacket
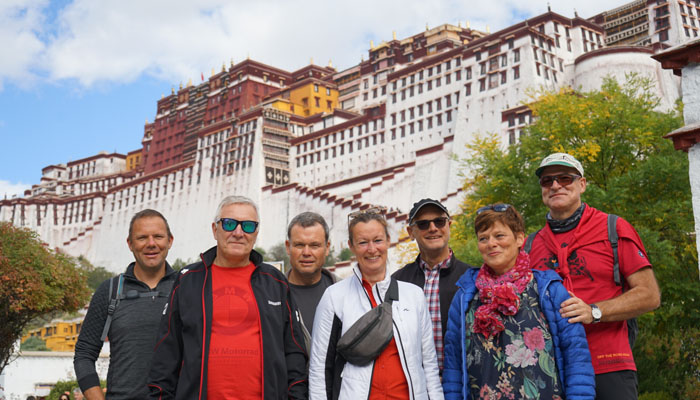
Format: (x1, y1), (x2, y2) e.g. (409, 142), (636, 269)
(442, 204), (595, 400)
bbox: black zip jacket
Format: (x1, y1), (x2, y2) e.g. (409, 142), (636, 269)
(74, 262), (177, 399)
(147, 247), (308, 399)
(391, 253), (473, 339)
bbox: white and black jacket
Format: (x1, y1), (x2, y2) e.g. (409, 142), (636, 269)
(309, 265), (444, 400)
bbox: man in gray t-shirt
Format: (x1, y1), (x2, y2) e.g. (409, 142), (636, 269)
(285, 212), (337, 333)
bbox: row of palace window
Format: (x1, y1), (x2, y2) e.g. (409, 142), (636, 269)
(391, 71), (462, 103)
(296, 119), (384, 155)
(296, 132), (386, 167)
(391, 93), (460, 125)
(390, 110), (454, 139)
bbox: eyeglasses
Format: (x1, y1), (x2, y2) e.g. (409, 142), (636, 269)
(347, 206), (387, 224)
(476, 204), (512, 215)
(217, 218), (259, 233)
(539, 174), (581, 188)
(411, 217), (449, 230)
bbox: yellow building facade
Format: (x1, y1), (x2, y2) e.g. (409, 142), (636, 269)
(22, 319), (82, 352)
(271, 80), (339, 117)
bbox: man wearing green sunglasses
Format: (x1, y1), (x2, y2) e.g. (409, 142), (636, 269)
(148, 195), (308, 399)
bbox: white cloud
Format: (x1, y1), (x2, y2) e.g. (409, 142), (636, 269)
(0, 0), (49, 89)
(0, 180), (31, 198)
(3, 0), (631, 88)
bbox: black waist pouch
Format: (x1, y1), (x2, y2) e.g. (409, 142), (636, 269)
(336, 278), (399, 365)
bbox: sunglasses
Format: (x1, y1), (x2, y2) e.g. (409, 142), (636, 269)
(476, 204), (512, 215)
(217, 218), (259, 233)
(411, 217), (449, 230)
(347, 206), (387, 224)
(539, 174), (581, 188)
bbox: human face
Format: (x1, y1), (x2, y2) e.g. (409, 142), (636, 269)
(348, 220), (389, 283)
(286, 223), (330, 281)
(477, 221), (525, 275)
(127, 216), (173, 273)
(212, 203), (259, 267)
(540, 165), (586, 220)
(407, 206), (451, 260)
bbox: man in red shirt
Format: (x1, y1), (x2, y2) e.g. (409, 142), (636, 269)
(148, 196), (307, 399)
(528, 153), (660, 400)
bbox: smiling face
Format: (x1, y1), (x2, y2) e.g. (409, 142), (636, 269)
(477, 221), (525, 275)
(540, 165), (586, 220)
(211, 203), (259, 267)
(127, 216), (173, 274)
(286, 223), (330, 283)
(407, 205), (451, 262)
(348, 220), (389, 284)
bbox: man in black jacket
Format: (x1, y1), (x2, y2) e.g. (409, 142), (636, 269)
(74, 209), (176, 400)
(148, 196), (308, 399)
(392, 198), (472, 373)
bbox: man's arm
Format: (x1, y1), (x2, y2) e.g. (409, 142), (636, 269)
(147, 275), (184, 399)
(73, 280), (110, 398)
(560, 266), (660, 324)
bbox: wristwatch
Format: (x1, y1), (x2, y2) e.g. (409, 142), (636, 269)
(590, 304), (602, 323)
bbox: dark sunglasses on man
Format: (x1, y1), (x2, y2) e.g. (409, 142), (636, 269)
(539, 173), (581, 188)
(410, 217), (450, 230)
(217, 218), (259, 233)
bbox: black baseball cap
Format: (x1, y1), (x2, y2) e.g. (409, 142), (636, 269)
(408, 198), (449, 223)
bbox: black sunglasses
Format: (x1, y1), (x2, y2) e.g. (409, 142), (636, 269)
(217, 218), (259, 233)
(411, 217), (449, 230)
(539, 174), (581, 188)
(476, 204), (512, 215)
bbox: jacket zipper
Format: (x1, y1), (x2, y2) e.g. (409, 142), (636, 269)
(199, 254), (208, 400)
(393, 319), (415, 400)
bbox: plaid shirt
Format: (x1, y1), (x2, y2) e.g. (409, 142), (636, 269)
(419, 250), (452, 371)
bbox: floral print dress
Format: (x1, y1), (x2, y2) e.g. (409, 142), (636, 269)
(464, 278), (562, 400)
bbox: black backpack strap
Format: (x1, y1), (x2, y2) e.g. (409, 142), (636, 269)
(608, 214), (621, 287)
(385, 278), (399, 303)
(523, 230), (539, 254)
(100, 274), (124, 341)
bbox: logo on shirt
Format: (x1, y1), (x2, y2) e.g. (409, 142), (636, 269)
(268, 300), (281, 306)
(638, 250), (645, 258)
(162, 302), (169, 315)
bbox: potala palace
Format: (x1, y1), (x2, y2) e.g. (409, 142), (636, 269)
(2, 1), (694, 272)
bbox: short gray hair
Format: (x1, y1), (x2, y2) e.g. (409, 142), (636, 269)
(287, 212), (330, 242)
(214, 196), (259, 222)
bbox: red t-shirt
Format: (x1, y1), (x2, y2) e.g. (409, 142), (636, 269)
(207, 263), (262, 399)
(529, 213), (651, 374)
(362, 279), (410, 400)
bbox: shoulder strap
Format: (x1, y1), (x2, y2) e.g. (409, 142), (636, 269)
(385, 278), (399, 304)
(523, 230), (539, 254)
(608, 214), (621, 287)
(100, 274), (124, 341)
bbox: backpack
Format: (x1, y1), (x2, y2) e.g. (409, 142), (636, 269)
(523, 214), (638, 349)
(99, 274), (165, 341)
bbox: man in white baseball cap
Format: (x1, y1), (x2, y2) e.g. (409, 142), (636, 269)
(527, 152), (660, 400)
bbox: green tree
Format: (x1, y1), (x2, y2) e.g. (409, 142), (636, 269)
(264, 242), (290, 272)
(19, 336), (48, 351)
(171, 257), (195, 271)
(338, 247), (353, 262)
(0, 222), (91, 374)
(451, 75), (699, 398)
(75, 256), (113, 291)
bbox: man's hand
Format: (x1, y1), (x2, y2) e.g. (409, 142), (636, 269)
(559, 267), (661, 324)
(559, 291), (594, 324)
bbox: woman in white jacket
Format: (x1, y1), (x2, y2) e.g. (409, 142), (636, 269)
(309, 209), (444, 400)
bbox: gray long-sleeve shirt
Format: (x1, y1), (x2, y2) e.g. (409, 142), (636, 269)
(74, 263), (176, 399)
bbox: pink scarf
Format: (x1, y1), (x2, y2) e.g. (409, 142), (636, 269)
(473, 250), (533, 339)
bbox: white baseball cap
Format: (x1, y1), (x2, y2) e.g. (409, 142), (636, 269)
(536, 153), (584, 177)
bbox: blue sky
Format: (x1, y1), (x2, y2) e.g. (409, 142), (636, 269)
(0, 0), (628, 197)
